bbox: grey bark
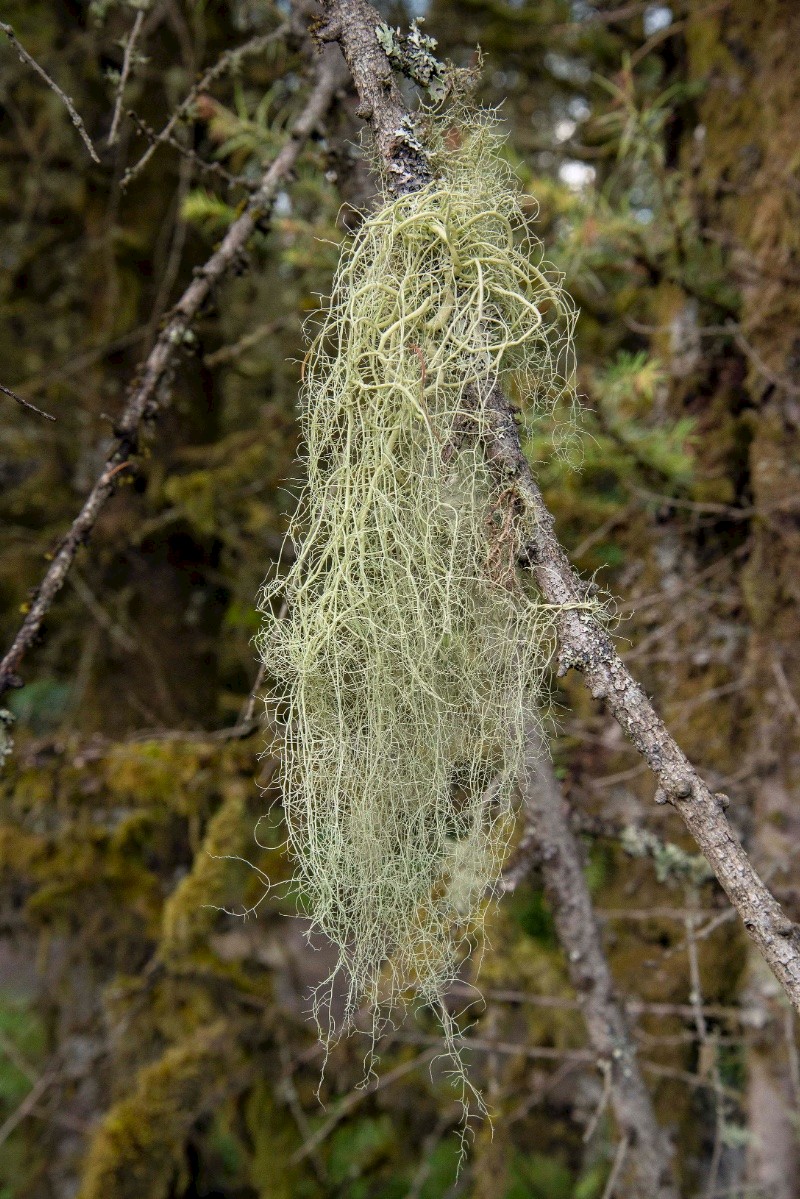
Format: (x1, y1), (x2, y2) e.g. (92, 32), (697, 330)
(517, 731), (678, 1199)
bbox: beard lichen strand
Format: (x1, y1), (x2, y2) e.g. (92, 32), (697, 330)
(257, 114), (580, 1084)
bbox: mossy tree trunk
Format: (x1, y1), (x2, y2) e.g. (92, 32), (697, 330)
(686, 3), (800, 1191)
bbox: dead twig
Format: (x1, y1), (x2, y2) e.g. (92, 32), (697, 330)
(121, 22), (290, 187)
(518, 737), (677, 1198)
(126, 108), (251, 190)
(108, 6), (147, 145)
(601, 1135), (630, 1199)
(0, 22), (99, 163)
(289, 1048), (437, 1164)
(0, 381), (56, 422)
(0, 1070), (57, 1149)
(203, 318), (286, 367)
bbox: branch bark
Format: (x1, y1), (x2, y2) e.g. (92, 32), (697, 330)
(0, 49), (346, 701)
(516, 730), (677, 1198)
(0, 22), (99, 163)
(316, 0), (800, 1014)
(315, 0), (432, 194)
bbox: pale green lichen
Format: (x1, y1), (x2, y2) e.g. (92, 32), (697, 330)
(376, 19), (449, 102)
(622, 824), (713, 887)
(257, 112), (581, 1079)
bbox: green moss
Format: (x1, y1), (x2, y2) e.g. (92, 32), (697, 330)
(78, 1021), (241, 1199)
(160, 783), (248, 958)
(509, 885), (558, 949)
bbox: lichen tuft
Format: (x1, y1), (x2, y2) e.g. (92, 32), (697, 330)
(257, 111), (580, 1081)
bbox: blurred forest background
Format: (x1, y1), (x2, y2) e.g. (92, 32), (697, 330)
(1, 1), (799, 1196)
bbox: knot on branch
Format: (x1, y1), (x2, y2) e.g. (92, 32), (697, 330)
(653, 776), (695, 806)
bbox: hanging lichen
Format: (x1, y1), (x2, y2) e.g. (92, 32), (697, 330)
(257, 110), (580, 1063)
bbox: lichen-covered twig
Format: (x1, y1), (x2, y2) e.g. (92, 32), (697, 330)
(318, 0), (800, 1014)
(0, 21), (100, 163)
(315, 0), (431, 194)
(516, 732), (677, 1199)
(0, 51), (346, 702)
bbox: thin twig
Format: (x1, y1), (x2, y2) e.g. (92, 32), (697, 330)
(0, 381), (56, 421)
(0, 22), (99, 163)
(0, 1071), (57, 1149)
(68, 572), (137, 653)
(0, 1030), (39, 1084)
(404, 1117), (454, 1199)
(204, 318), (287, 367)
(0, 51), (346, 702)
(772, 655), (800, 730)
(685, 907), (726, 1199)
(733, 326), (800, 398)
(121, 23), (290, 187)
(601, 1135), (630, 1199)
(276, 1041), (327, 1184)
(289, 1049), (437, 1164)
(784, 1007), (800, 1111)
(108, 6), (147, 145)
(126, 108), (251, 190)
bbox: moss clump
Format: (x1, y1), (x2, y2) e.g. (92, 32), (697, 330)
(77, 1021), (240, 1199)
(160, 783), (248, 959)
(257, 112), (579, 1063)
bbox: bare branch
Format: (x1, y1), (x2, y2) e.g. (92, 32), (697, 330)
(126, 107), (251, 190)
(518, 734), (677, 1199)
(107, 6), (147, 146)
(289, 1049), (437, 1164)
(0, 381), (55, 422)
(120, 23), (290, 187)
(319, 0), (800, 1014)
(0, 1070), (57, 1149)
(203, 318), (287, 367)
(0, 21), (100, 163)
(484, 385), (800, 1012)
(0, 50), (346, 702)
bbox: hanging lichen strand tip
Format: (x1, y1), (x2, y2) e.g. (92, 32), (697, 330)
(257, 110), (580, 1074)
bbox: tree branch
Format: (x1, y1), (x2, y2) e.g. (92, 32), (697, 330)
(107, 5), (147, 145)
(0, 381), (56, 422)
(316, 0), (432, 195)
(316, 0), (800, 1014)
(120, 22), (290, 188)
(516, 731), (677, 1198)
(0, 21), (100, 163)
(0, 50), (346, 701)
